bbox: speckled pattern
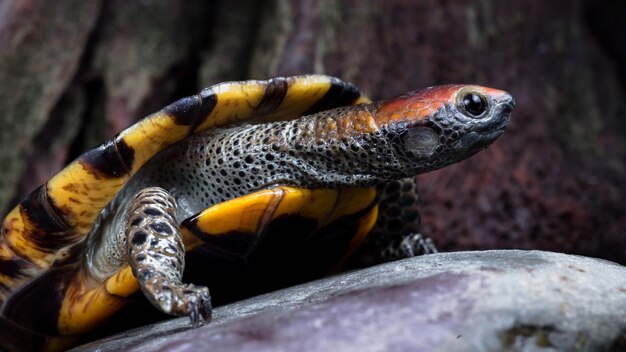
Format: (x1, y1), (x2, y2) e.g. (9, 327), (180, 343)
(85, 84), (514, 325)
(127, 188), (211, 325)
(0, 76), (515, 350)
(98, 86), (514, 230)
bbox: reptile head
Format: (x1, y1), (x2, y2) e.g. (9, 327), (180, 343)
(373, 84), (515, 175)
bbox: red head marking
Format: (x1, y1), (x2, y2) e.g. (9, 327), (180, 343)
(373, 84), (510, 128)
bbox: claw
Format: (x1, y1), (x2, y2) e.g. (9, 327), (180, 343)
(190, 305), (200, 328)
(380, 233), (438, 261)
(184, 286), (212, 327)
(144, 280), (213, 327)
(201, 295), (213, 322)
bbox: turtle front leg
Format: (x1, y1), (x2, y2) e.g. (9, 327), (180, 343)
(375, 177), (438, 261)
(355, 177), (438, 265)
(379, 232), (438, 260)
(127, 187), (212, 326)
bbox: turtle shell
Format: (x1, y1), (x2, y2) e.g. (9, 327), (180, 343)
(0, 75), (370, 350)
(0, 74), (516, 351)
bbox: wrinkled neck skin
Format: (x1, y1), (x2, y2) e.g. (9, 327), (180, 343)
(91, 101), (467, 249)
(86, 85), (514, 281)
(261, 103), (474, 187)
(241, 104), (405, 189)
(85, 105), (401, 281)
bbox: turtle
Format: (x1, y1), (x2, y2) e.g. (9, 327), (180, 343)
(0, 74), (514, 351)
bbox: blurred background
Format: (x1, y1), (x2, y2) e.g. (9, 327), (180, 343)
(0, 0), (624, 264)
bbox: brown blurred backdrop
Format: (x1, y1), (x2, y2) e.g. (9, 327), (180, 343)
(1, 0), (624, 263)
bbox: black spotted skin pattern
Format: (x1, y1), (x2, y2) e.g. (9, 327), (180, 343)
(0, 74), (514, 351)
(127, 187), (211, 326)
(350, 177), (437, 266)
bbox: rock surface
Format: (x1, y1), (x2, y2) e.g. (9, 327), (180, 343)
(72, 250), (626, 352)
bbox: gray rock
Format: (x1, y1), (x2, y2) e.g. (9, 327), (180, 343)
(72, 250), (626, 352)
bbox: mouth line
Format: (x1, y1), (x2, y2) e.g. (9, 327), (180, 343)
(479, 128), (506, 140)
(454, 128), (504, 152)
(481, 124), (506, 135)
(475, 122), (507, 139)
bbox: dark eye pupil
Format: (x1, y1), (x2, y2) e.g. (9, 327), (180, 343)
(462, 93), (486, 117)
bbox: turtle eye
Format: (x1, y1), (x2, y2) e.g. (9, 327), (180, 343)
(461, 92), (487, 117)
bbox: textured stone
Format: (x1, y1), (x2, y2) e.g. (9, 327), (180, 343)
(72, 250), (626, 352)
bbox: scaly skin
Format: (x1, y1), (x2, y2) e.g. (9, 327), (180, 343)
(92, 83), (514, 327)
(0, 75), (368, 303)
(0, 76), (514, 351)
(0, 75), (369, 351)
(127, 188), (211, 326)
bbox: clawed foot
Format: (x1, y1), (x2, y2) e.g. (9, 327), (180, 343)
(398, 233), (438, 257)
(149, 280), (212, 327)
(127, 187), (212, 327)
(380, 233), (438, 261)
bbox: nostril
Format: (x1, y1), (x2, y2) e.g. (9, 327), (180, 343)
(505, 94), (516, 108)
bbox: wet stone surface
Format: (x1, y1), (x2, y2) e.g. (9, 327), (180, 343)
(72, 250), (626, 352)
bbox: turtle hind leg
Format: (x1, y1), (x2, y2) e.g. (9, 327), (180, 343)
(127, 187), (211, 326)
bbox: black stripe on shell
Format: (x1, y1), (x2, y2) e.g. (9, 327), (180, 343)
(78, 137), (135, 178)
(303, 77), (363, 115)
(2, 265), (75, 335)
(164, 91), (218, 133)
(0, 257), (29, 281)
(299, 194), (379, 260)
(182, 218), (258, 256)
(19, 185), (81, 252)
(253, 77), (290, 116)
(163, 95), (202, 126)
(194, 92), (218, 132)
(21, 185), (69, 234)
